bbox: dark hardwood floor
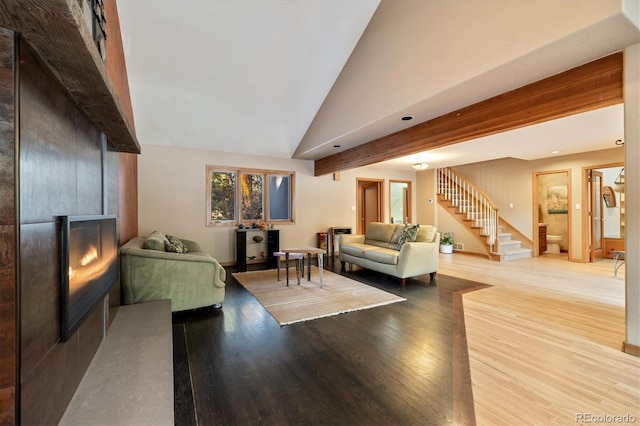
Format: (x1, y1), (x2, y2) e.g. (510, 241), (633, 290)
(172, 258), (484, 426)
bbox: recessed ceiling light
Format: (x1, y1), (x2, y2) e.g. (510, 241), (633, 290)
(551, 150), (561, 154)
(401, 115), (414, 121)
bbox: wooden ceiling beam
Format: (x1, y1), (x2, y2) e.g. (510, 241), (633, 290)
(0, 0), (140, 153)
(314, 52), (623, 176)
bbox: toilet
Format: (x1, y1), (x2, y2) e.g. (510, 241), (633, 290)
(546, 235), (562, 254)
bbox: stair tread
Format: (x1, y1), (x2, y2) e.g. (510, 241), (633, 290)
(502, 248), (533, 261)
(501, 248), (532, 254)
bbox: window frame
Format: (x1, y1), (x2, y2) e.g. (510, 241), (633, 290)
(206, 165), (295, 227)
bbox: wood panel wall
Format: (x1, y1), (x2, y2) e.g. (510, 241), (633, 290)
(18, 37), (120, 425)
(0, 3), (137, 423)
(104, 0), (138, 245)
(0, 27), (17, 426)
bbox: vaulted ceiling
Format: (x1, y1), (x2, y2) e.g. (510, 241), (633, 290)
(116, 0), (640, 172)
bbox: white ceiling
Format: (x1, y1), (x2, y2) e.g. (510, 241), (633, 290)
(116, 0), (380, 159)
(116, 0), (637, 172)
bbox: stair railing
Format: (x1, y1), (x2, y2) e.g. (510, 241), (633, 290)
(437, 167), (499, 249)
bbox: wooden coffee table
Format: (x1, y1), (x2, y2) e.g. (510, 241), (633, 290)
(280, 247), (325, 287)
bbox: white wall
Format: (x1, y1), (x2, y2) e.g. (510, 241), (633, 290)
(137, 144), (417, 264)
(623, 43), (639, 348)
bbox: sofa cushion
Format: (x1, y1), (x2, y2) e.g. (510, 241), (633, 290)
(364, 222), (397, 245)
(415, 225), (437, 243)
(388, 225), (405, 250)
(165, 235), (188, 253)
(143, 231), (168, 251)
(341, 243), (380, 258)
(365, 248), (399, 265)
(397, 224), (420, 250)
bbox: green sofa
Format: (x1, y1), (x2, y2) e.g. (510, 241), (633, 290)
(120, 233), (226, 311)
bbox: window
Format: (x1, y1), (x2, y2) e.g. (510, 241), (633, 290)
(241, 173), (263, 221)
(210, 170), (236, 222)
(268, 174), (291, 220)
(207, 166), (295, 226)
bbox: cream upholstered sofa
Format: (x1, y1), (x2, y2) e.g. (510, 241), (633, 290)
(339, 222), (440, 285)
(120, 232), (225, 311)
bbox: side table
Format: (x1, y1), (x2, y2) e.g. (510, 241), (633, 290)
(280, 247), (325, 287)
(329, 227), (352, 258)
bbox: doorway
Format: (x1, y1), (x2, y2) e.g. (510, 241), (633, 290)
(533, 170), (571, 259)
(589, 170), (605, 261)
(583, 163), (625, 262)
(389, 180), (412, 224)
(356, 178), (383, 234)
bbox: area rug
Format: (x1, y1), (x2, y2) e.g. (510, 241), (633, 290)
(232, 267), (406, 326)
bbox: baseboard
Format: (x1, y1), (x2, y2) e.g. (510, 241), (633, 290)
(622, 341), (640, 357)
(454, 250), (495, 260)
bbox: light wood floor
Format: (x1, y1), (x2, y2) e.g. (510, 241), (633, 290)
(438, 254), (639, 425)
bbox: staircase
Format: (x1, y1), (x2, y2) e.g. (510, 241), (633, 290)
(496, 226), (533, 261)
(437, 168), (532, 261)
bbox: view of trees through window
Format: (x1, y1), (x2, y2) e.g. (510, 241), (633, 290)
(210, 171), (236, 221)
(241, 173), (263, 221)
(207, 166), (294, 225)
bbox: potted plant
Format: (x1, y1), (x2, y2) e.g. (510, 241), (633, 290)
(440, 232), (454, 254)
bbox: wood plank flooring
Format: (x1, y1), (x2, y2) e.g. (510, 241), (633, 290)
(173, 254), (638, 425)
(438, 254), (639, 425)
(172, 260), (481, 425)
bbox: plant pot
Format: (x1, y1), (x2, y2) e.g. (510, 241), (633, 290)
(440, 244), (453, 254)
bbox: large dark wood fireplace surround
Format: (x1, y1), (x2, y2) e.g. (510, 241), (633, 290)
(0, 2), (138, 423)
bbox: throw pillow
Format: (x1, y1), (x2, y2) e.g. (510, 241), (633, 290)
(165, 235), (188, 253)
(397, 224), (420, 251)
(143, 231), (168, 251)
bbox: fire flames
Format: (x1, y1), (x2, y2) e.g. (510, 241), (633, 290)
(80, 246), (98, 266)
(68, 245), (98, 280)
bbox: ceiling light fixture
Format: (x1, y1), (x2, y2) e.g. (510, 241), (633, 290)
(411, 162), (429, 170)
(551, 150), (561, 154)
(401, 115), (414, 121)
(614, 167), (625, 193)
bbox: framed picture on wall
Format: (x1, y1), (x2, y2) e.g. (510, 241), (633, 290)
(547, 185), (568, 214)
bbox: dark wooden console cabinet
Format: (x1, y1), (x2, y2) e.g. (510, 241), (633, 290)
(236, 229), (279, 271)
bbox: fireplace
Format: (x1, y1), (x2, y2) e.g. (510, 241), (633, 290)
(60, 215), (118, 342)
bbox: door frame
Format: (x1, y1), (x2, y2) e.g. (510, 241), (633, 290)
(533, 169), (571, 258)
(356, 178), (384, 234)
(589, 170), (605, 262)
(581, 161), (624, 262)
